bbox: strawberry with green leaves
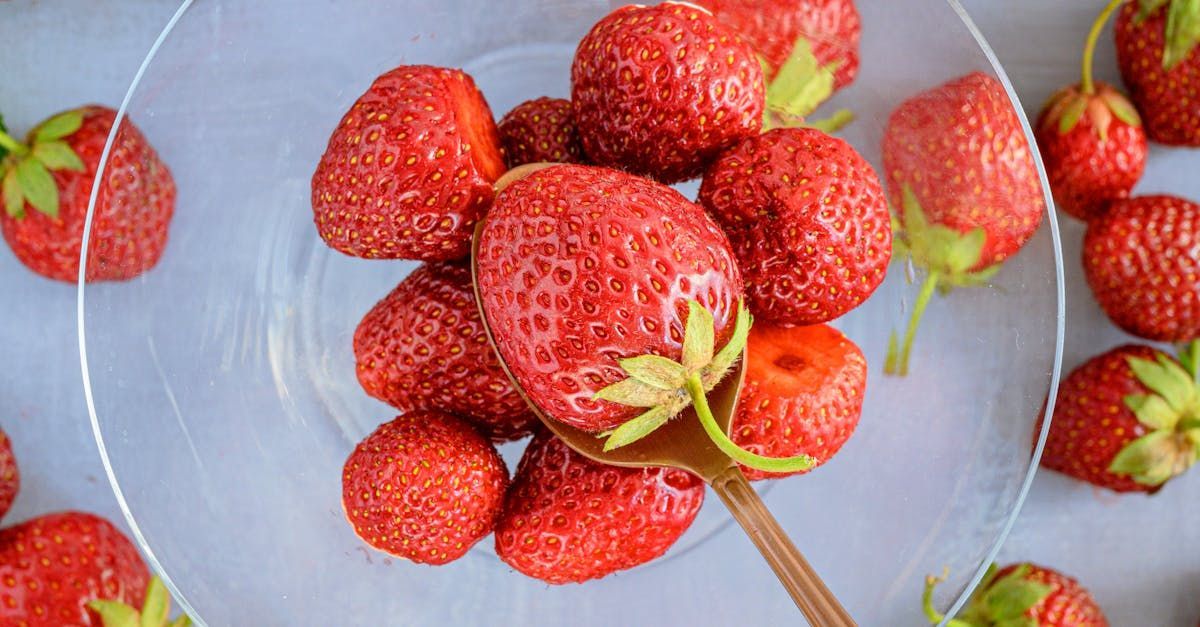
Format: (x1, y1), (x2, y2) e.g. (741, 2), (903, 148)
(88, 577), (191, 627)
(1115, 0), (1200, 146)
(924, 563), (1108, 627)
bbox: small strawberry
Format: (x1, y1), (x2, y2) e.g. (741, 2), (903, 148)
(1037, 343), (1199, 493)
(1115, 0), (1200, 146)
(0, 106), (175, 282)
(497, 97), (586, 168)
(88, 577), (192, 627)
(1035, 1), (1147, 221)
(493, 430), (705, 584)
(732, 323), (867, 481)
(0, 511), (150, 626)
(0, 428), (17, 522)
(882, 72), (1046, 375)
(341, 411), (508, 565)
(570, 2), (765, 183)
(311, 65), (506, 261)
(924, 563), (1108, 627)
(353, 261), (537, 441)
(1083, 195), (1200, 342)
(699, 127), (890, 325)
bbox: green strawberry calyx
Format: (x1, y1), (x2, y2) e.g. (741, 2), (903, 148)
(0, 109), (86, 220)
(593, 299), (816, 473)
(761, 37), (854, 134)
(1108, 341), (1200, 487)
(924, 564), (1052, 627)
(88, 576), (193, 627)
(1139, 0), (1200, 70)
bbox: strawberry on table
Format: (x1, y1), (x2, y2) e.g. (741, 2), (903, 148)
(341, 411), (508, 565)
(571, 2), (764, 183)
(0, 106), (175, 282)
(353, 261), (537, 441)
(1037, 342), (1200, 494)
(0, 428), (16, 522)
(882, 72), (1046, 375)
(493, 431), (704, 584)
(699, 127), (890, 326)
(1115, 0), (1200, 146)
(1084, 195), (1200, 343)
(924, 563), (1108, 627)
(497, 97), (585, 168)
(311, 65), (505, 261)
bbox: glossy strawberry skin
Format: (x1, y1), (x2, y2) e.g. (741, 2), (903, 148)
(695, 0), (861, 90)
(0, 511), (149, 627)
(497, 97), (586, 168)
(353, 262), (537, 441)
(990, 564), (1109, 627)
(1034, 84), (1148, 221)
(732, 323), (866, 481)
(570, 2), (765, 183)
(882, 72), (1045, 270)
(1083, 195), (1200, 342)
(1115, 3), (1200, 147)
(699, 127), (890, 325)
(0, 429), (16, 521)
(477, 164), (743, 433)
(312, 66), (505, 261)
(341, 411), (508, 565)
(1037, 345), (1160, 494)
(0, 106), (174, 283)
(494, 431), (704, 584)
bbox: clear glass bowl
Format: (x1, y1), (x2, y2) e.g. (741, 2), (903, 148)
(78, 1), (1065, 624)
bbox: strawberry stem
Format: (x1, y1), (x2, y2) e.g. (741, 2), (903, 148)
(1082, 0), (1126, 94)
(886, 271), (940, 376)
(0, 129), (26, 157)
(922, 572), (947, 624)
(684, 373), (817, 473)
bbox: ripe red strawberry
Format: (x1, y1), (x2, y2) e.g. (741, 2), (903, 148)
(571, 2), (764, 183)
(882, 72), (1046, 375)
(497, 97), (585, 168)
(493, 431), (704, 584)
(353, 261), (537, 441)
(732, 323), (867, 481)
(0, 106), (174, 282)
(1037, 343), (1199, 493)
(1083, 195), (1200, 342)
(925, 563), (1108, 627)
(0, 511), (150, 626)
(0, 428), (17, 522)
(699, 127), (890, 325)
(1115, 0), (1200, 146)
(341, 411), (508, 565)
(311, 65), (505, 261)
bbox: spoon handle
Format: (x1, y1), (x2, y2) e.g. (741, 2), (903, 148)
(711, 466), (856, 626)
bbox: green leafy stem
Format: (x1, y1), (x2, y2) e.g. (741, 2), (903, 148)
(0, 109), (86, 219)
(88, 576), (192, 627)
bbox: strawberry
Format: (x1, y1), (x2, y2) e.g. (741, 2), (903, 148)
(0, 106), (175, 282)
(1115, 0), (1200, 146)
(311, 65), (505, 261)
(570, 2), (765, 183)
(924, 563), (1108, 627)
(493, 430), (704, 584)
(88, 577), (192, 627)
(732, 323), (867, 481)
(353, 261), (537, 441)
(1035, 2), (1147, 221)
(0, 511), (150, 626)
(497, 97), (586, 168)
(1083, 195), (1200, 342)
(0, 428), (17, 522)
(698, 127), (890, 325)
(341, 411), (508, 565)
(1037, 343), (1199, 493)
(881, 72), (1046, 375)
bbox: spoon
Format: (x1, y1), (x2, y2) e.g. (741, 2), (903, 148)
(469, 167), (856, 626)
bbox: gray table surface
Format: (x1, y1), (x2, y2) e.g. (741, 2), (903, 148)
(0, 1), (1196, 625)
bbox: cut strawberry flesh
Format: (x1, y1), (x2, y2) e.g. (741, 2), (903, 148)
(443, 74), (506, 183)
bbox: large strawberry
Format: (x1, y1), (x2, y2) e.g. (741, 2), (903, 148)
(497, 97), (586, 168)
(1037, 343), (1199, 493)
(341, 411), (508, 565)
(570, 2), (764, 183)
(353, 261), (537, 441)
(493, 430), (704, 584)
(924, 563), (1108, 627)
(88, 577), (191, 627)
(311, 65), (505, 261)
(732, 323), (867, 481)
(0, 428), (17, 522)
(1115, 0), (1200, 146)
(0, 511), (150, 626)
(882, 72), (1046, 375)
(1035, 1), (1147, 221)
(0, 106), (175, 282)
(1084, 195), (1200, 342)
(699, 127), (890, 326)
